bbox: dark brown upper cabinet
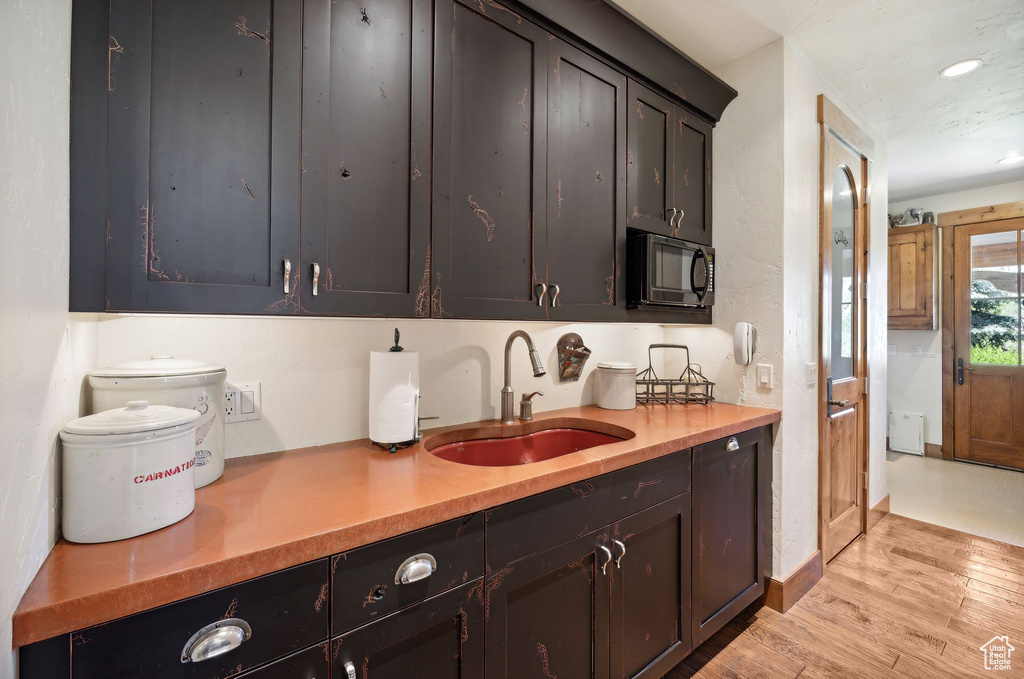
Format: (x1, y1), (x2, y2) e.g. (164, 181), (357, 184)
(626, 80), (712, 245)
(545, 39), (627, 320)
(103, 0), (302, 314)
(300, 0), (432, 317)
(431, 0), (549, 320)
(691, 427), (772, 646)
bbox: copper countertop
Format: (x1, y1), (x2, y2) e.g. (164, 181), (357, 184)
(13, 402), (779, 647)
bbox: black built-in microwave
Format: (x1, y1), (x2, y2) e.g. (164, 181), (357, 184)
(627, 230), (714, 308)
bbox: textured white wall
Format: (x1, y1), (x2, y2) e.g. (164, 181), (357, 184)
(0, 1), (84, 676)
(81, 315), (667, 457)
(670, 39), (890, 580)
(665, 40), (786, 575)
(781, 41), (889, 576)
(886, 180), (1024, 445)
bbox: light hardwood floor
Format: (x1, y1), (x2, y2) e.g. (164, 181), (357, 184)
(669, 514), (1024, 678)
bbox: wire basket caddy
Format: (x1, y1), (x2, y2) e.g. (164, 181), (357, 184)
(636, 344), (715, 405)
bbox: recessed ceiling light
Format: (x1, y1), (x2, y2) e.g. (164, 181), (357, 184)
(997, 154), (1024, 165)
(940, 59), (983, 78)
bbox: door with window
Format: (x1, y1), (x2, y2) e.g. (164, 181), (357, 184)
(818, 102), (869, 564)
(953, 219), (1024, 470)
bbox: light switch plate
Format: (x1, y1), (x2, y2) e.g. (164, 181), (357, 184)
(225, 382), (261, 423)
(805, 362), (817, 387)
(756, 363), (774, 389)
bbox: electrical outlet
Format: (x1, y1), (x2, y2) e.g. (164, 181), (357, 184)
(225, 382), (261, 423)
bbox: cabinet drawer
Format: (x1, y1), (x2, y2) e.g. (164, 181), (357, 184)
(486, 449), (690, 570)
(332, 513), (484, 635)
(71, 559), (329, 679)
(237, 642), (329, 678)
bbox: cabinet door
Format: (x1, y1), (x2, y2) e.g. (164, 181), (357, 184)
(485, 529), (610, 679)
(887, 224), (935, 329)
(301, 0), (432, 317)
(670, 110), (712, 245)
(626, 80), (673, 236)
(331, 580), (484, 679)
(691, 427), (772, 646)
(106, 0), (301, 313)
(609, 495), (691, 679)
(432, 0), (548, 319)
(545, 39), (627, 320)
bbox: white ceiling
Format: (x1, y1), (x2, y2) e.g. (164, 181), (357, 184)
(612, 0), (1024, 202)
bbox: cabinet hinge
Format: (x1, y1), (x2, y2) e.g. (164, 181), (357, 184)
(863, 378), (869, 395)
(863, 471), (868, 490)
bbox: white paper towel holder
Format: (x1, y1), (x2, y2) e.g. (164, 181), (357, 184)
(370, 329), (437, 454)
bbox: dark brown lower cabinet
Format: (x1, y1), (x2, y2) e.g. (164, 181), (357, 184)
(331, 579), (484, 679)
(691, 426), (772, 646)
(610, 495), (691, 679)
(485, 529), (611, 679)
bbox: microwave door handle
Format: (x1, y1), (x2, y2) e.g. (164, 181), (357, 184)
(692, 248), (710, 302)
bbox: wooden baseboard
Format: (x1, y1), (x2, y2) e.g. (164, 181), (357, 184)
(867, 493), (890, 532)
(924, 444), (942, 459)
(765, 550), (822, 613)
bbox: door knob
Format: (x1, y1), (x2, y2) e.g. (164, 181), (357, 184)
(828, 399), (850, 408)
(725, 437), (739, 452)
(344, 661), (356, 679)
(612, 539), (626, 568)
(549, 284), (560, 307)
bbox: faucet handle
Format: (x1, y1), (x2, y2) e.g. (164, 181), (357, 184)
(519, 392), (543, 421)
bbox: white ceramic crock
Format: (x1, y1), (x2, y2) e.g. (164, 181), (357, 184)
(89, 356), (227, 488)
(61, 401), (199, 544)
(596, 362), (637, 410)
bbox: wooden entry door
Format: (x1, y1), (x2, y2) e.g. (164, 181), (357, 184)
(953, 219), (1024, 470)
(818, 111), (869, 564)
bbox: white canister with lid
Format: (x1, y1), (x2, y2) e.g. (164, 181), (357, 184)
(61, 401), (199, 543)
(89, 356), (227, 488)
(596, 362), (637, 410)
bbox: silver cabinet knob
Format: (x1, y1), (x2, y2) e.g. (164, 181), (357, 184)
(181, 618), (251, 663)
(344, 661), (357, 679)
(395, 553), (437, 584)
(535, 282), (547, 306)
(312, 262), (320, 296)
(726, 437), (739, 452)
(283, 259), (291, 294)
(612, 539), (626, 568)
(598, 545), (613, 575)
(549, 284), (560, 307)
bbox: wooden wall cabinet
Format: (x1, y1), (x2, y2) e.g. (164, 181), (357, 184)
(70, 0), (734, 322)
(887, 223), (936, 330)
(626, 80), (712, 246)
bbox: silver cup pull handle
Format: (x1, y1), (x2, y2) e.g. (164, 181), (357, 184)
(612, 539), (626, 568)
(395, 553), (437, 584)
(181, 618), (252, 664)
(312, 262), (320, 296)
(283, 259), (291, 294)
(726, 437), (739, 452)
(344, 661), (357, 679)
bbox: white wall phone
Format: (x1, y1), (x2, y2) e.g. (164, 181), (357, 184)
(733, 322), (756, 366)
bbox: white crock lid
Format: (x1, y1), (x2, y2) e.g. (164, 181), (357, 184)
(63, 401), (200, 435)
(89, 355), (226, 378)
(597, 362), (637, 373)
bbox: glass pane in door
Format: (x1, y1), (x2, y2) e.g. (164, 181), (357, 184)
(830, 168), (856, 380)
(969, 230), (1021, 365)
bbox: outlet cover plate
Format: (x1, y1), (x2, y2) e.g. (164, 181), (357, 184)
(226, 382), (261, 423)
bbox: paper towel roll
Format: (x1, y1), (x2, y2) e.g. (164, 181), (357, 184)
(369, 350), (420, 444)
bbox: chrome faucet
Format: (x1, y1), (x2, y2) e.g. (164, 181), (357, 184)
(500, 330), (546, 424)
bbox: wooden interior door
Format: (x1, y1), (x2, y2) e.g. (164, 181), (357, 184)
(818, 126), (868, 564)
(953, 219), (1024, 470)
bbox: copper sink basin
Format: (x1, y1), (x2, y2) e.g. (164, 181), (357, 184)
(424, 418), (634, 467)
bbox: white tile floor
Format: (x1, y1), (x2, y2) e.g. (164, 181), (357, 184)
(886, 451), (1024, 546)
